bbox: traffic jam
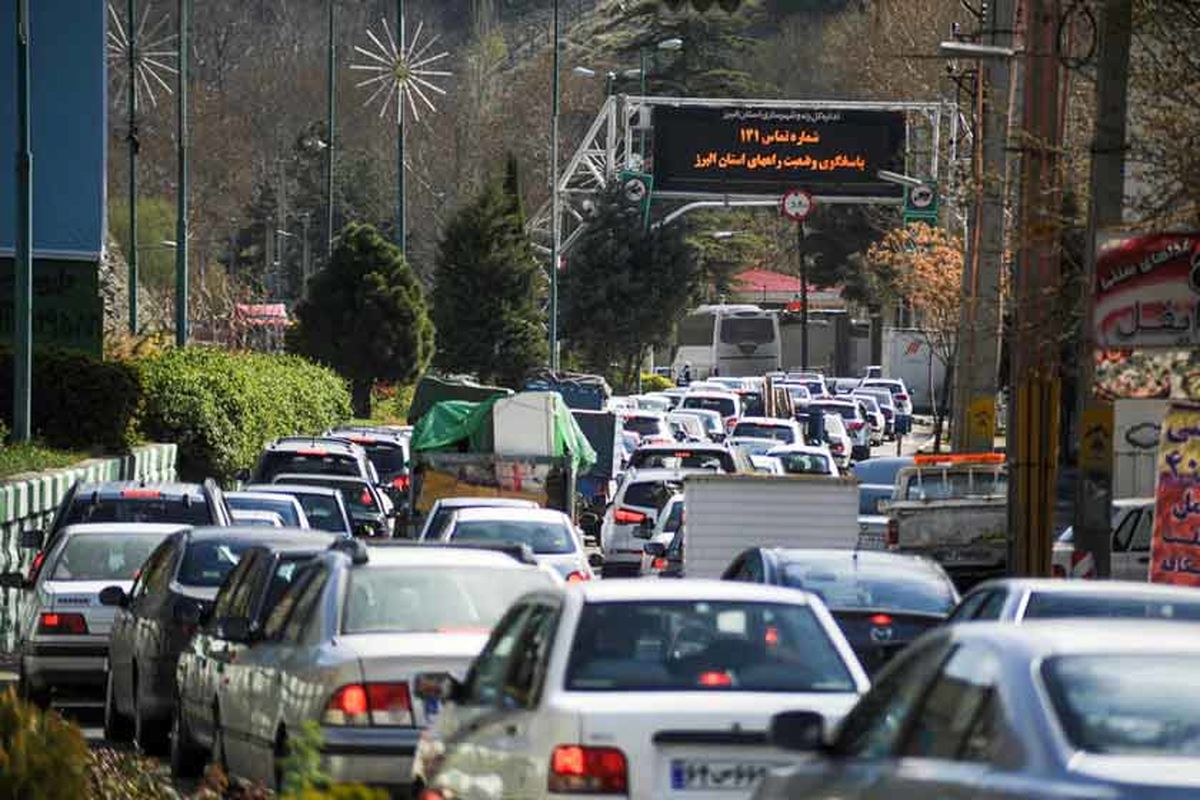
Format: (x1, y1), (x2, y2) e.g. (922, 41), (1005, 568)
(4, 369), (1197, 799)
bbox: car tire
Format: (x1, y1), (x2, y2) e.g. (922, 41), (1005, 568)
(133, 673), (168, 757)
(170, 697), (206, 779)
(104, 668), (133, 742)
(273, 728), (290, 793)
(211, 703), (229, 776)
(18, 665), (50, 711)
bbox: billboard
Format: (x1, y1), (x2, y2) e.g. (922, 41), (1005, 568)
(1149, 402), (1200, 585)
(651, 106), (907, 199)
(1094, 233), (1200, 349)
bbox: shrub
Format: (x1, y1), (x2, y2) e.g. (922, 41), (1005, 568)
(0, 348), (141, 451)
(138, 348), (352, 483)
(640, 373), (675, 392)
(279, 721), (388, 800)
(0, 688), (90, 799)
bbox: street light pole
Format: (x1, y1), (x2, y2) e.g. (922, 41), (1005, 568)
(13, 0), (33, 442)
(396, 0), (406, 254)
(548, 0), (561, 370)
(174, 0), (189, 347)
(326, 0), (336, 260)
(127, 0), (139, 334)
(798, 222), (808, 370)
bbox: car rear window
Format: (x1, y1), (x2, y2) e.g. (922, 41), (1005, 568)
(293, 495), (349, 533)
(719, 317), (775, 344)
(450, 519), (576, 555)
(812, 403), (858, 421)
(360, 444), (407, 478)
(682, 396), (736, 418)
(65, 496), (213, 527)
(258, 451), (361, 481)
(630, 449), (731, 471)
(227, 496), (302, 527)
(623, 416), (666, 437)
(50, 532), (174, 581)
(623, 481), (683, 511)
(733, 423), (795, 443)
(783, 562), (955, 615)
(276, 477), (379, 514)
(565, 601), (855, 692)
(342, 566), (556, 634)
(775, 452), (832, 475)
(178, 540), (255, 587)
(1023, 593), (1200, 621)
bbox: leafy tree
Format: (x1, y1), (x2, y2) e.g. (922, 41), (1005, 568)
(866, 223), (964, 448)
(560, 186), (699, 389)
(107, 196), (178, 292)
(433, 156), (547, 387)
(289, 222), (435, 417)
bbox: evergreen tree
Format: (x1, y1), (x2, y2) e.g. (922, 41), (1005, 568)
(433, 156), (547, 387)
(560, 186), (699, 389)
(289, 222), (435, 417)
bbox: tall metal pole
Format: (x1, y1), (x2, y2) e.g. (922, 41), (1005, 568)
(325, 0), (336, 259)
(638, 47), (648, 163)
(13, 0), (33, 442)
(300, 212), (312, 296)
(799, 222), (808, 371)
(1073, 0), (1134, 578)
(396, 0), (406, 254)
(127, 0), (139, 333)
(548, 0), (561, 370)
(174, 0), (189, 347)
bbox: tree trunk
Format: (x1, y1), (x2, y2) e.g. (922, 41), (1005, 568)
(933, 358), (955, 453)
(351, 379), (373, 419)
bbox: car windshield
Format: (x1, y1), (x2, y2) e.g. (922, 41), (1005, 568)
(450, 519), (575, 554)
(227, 496), (302, 527)
(852, 460), (908, 485)
(178, 540), (255, 587)
(289, 494), (348, 533)
(683, 396), (736, 418)
(565, 600), (855, 692)
(50, 532), (173, 581)
(361, 444), (407, 479)
(1023, 592), (1200, 621)
(900, 470), (1006, 500)
(624, 417), (666, 437)
(719, 317), (775, 344)
(258, 451), (361, 481)
(775, 452), (832, 475)
(678, 412), (721, 432)
(782, 562), (955, 614)
(740, 393), (766, 417)
(342, 566), (555, 634)
(631, 450), (729, 471)
(733, 423), (795, 443)
(733, 440), (777, 457)
(1043, 655), (1200, 756)
(65, 496), (212, 526)
(812, 403), (858, 421)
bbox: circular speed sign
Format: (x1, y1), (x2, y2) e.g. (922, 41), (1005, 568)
(781, 189), (815, 222)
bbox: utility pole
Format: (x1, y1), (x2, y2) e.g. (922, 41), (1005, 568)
(13, 0), (33, 442)
(1073, 0), (1134, 578)
(300, 212), (312, 296)
(174, 0), (189, 347)
(127, 0), (139, 334)
(548, 0), (561, 370)
(396, 0), (406, 254)
(798, 222), (809, 370)
(1009, 0), (1065, 577)
(325, 0), (336, 260)
(951, 0), (1016, 453)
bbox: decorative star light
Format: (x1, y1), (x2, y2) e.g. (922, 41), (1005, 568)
(350, 16), (451, 124)
(106, 2), (178, 109)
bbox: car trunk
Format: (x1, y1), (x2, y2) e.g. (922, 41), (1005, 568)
(43, 579), (131, 636)
(832, 609), (946, 673)
(565, 691), (859, 798)
(340, 632), (490, 727)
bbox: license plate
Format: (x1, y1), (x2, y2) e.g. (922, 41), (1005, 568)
(669, 759), (779, 791)
(422, 696), (440, 723)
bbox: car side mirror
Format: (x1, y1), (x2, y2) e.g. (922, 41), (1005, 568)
(19, 529), (43, 549)
(174, 598), (204, 625)
(222, 617), (258, 644)
(770, 710), (826, 753)
(0, 572), (26, 590)
(644, 541), (666, 557)
(414, 671), (462, 704)
(587, 551), (605, 569)
(99, 585), (128, 607)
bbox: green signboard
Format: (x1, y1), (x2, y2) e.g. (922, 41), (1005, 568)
(0, 258), (103, 355)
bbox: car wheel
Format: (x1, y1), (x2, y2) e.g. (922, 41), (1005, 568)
(273, 729), (290, 792)
(133, 673), (168, 757)
(170, 697), (206, 779)
(17, 663), (50, 710)
(104, 668), (133, 742)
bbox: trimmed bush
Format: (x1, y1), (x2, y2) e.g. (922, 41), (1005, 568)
(138, 348), (352, 483)
(0, 347), (141, 451)
(640, 373), (675, 392)
(0, 688), (90, 799)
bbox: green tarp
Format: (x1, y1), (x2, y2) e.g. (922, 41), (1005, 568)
(412, 393), (596, 473)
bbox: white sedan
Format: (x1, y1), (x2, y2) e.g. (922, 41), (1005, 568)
(766, 444), (840, 477)
(413, 579), (869, 799)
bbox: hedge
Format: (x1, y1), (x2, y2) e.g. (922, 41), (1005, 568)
(0, 348), (141, 452)
(138, 348), (352, 482)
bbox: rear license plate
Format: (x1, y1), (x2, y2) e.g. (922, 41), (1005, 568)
(669, 759), (780, 791)
(422, 696), (440, 723)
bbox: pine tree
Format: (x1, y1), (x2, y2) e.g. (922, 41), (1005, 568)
(288, 222), (435, 417)
(433, 156), (547, 387)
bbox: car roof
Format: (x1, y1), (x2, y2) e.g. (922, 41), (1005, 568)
(767, 444), (832, 455)
(435, 497), (540, 509)
(635, 442), (728, 452)
(266, 437), (363, 455)
(58, 522), (191, 537)
(243, 535), (338, 555)
(184, 526), (331, 546)
(946, 619), (1200, 657)
(683, 391), (739, 400)
(622, 410), (666, 419)
(326, 427), (408, 445)
(359, 543), (553, 570)
(273, 473), (370, 486)
(854, 456), (914, 468)
(810, 398), (856, 407)
(450, 507), (571, 524)
(73, 482), (207, 497)
(573, 578), (818, 605)
(735, 417), (796, 426)
(243, 484), (342, 498)
(227, 491), (301, 503)
(971, 578), (1200, 599)
(626, 467), (710, 481)
(769, 548), (947, 575)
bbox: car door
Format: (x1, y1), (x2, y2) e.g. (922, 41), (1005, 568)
(864, 644), (1012, 800)
(1113, 506), (1153, 581)
(113, 539), (176, 714)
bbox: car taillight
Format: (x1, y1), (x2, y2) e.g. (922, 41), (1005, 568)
(26, 550), (45, 583)
(120, 488), (162, 499)
(885, 518), (899, 549)
(613, 508), (646, 525)
(38, 612), (87, 635)
(651, 557), (668, 570)
(565, 571), (591, 583)
(869, 613), (894, 626)
(831, 443), (845, 453)
(391, 474), (411, 492)
(896, 394), (909, 402)
(725, 418), (737, 432)
(418, 791), (446, 800)
(698, 670), (733, 687)
(549, 745), (627, 794)
(323, 682), (414, 727)
(1052, 563), (1067, 578)
(847, 421), (864, 431)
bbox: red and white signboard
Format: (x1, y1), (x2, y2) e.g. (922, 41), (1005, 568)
(1150, 402), (1200, 586)
(1094, 232), (1200, 349)
(780, 189), (815, 222)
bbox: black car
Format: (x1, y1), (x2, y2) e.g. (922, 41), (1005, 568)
(248, 437), (376, 485)
(23, 480), (232, 584)
(324, 426), (412, 511)
(722, 548), (959, 673)
(171, 534), (335, 777)
(102, 527), (328, 753)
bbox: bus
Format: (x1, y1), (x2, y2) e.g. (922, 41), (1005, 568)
(672, 304), (782, 380)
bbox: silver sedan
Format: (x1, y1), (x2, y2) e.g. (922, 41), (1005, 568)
(755, 620), (1200, 799)
(213, 542), (561, 793)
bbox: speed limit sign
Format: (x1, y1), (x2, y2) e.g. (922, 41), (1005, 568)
(781, 189), (815, 222)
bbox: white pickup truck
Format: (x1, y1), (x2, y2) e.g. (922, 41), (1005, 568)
(682, 473), (866, 578)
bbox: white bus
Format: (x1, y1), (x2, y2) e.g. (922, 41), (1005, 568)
(672, 304), (782, 380)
